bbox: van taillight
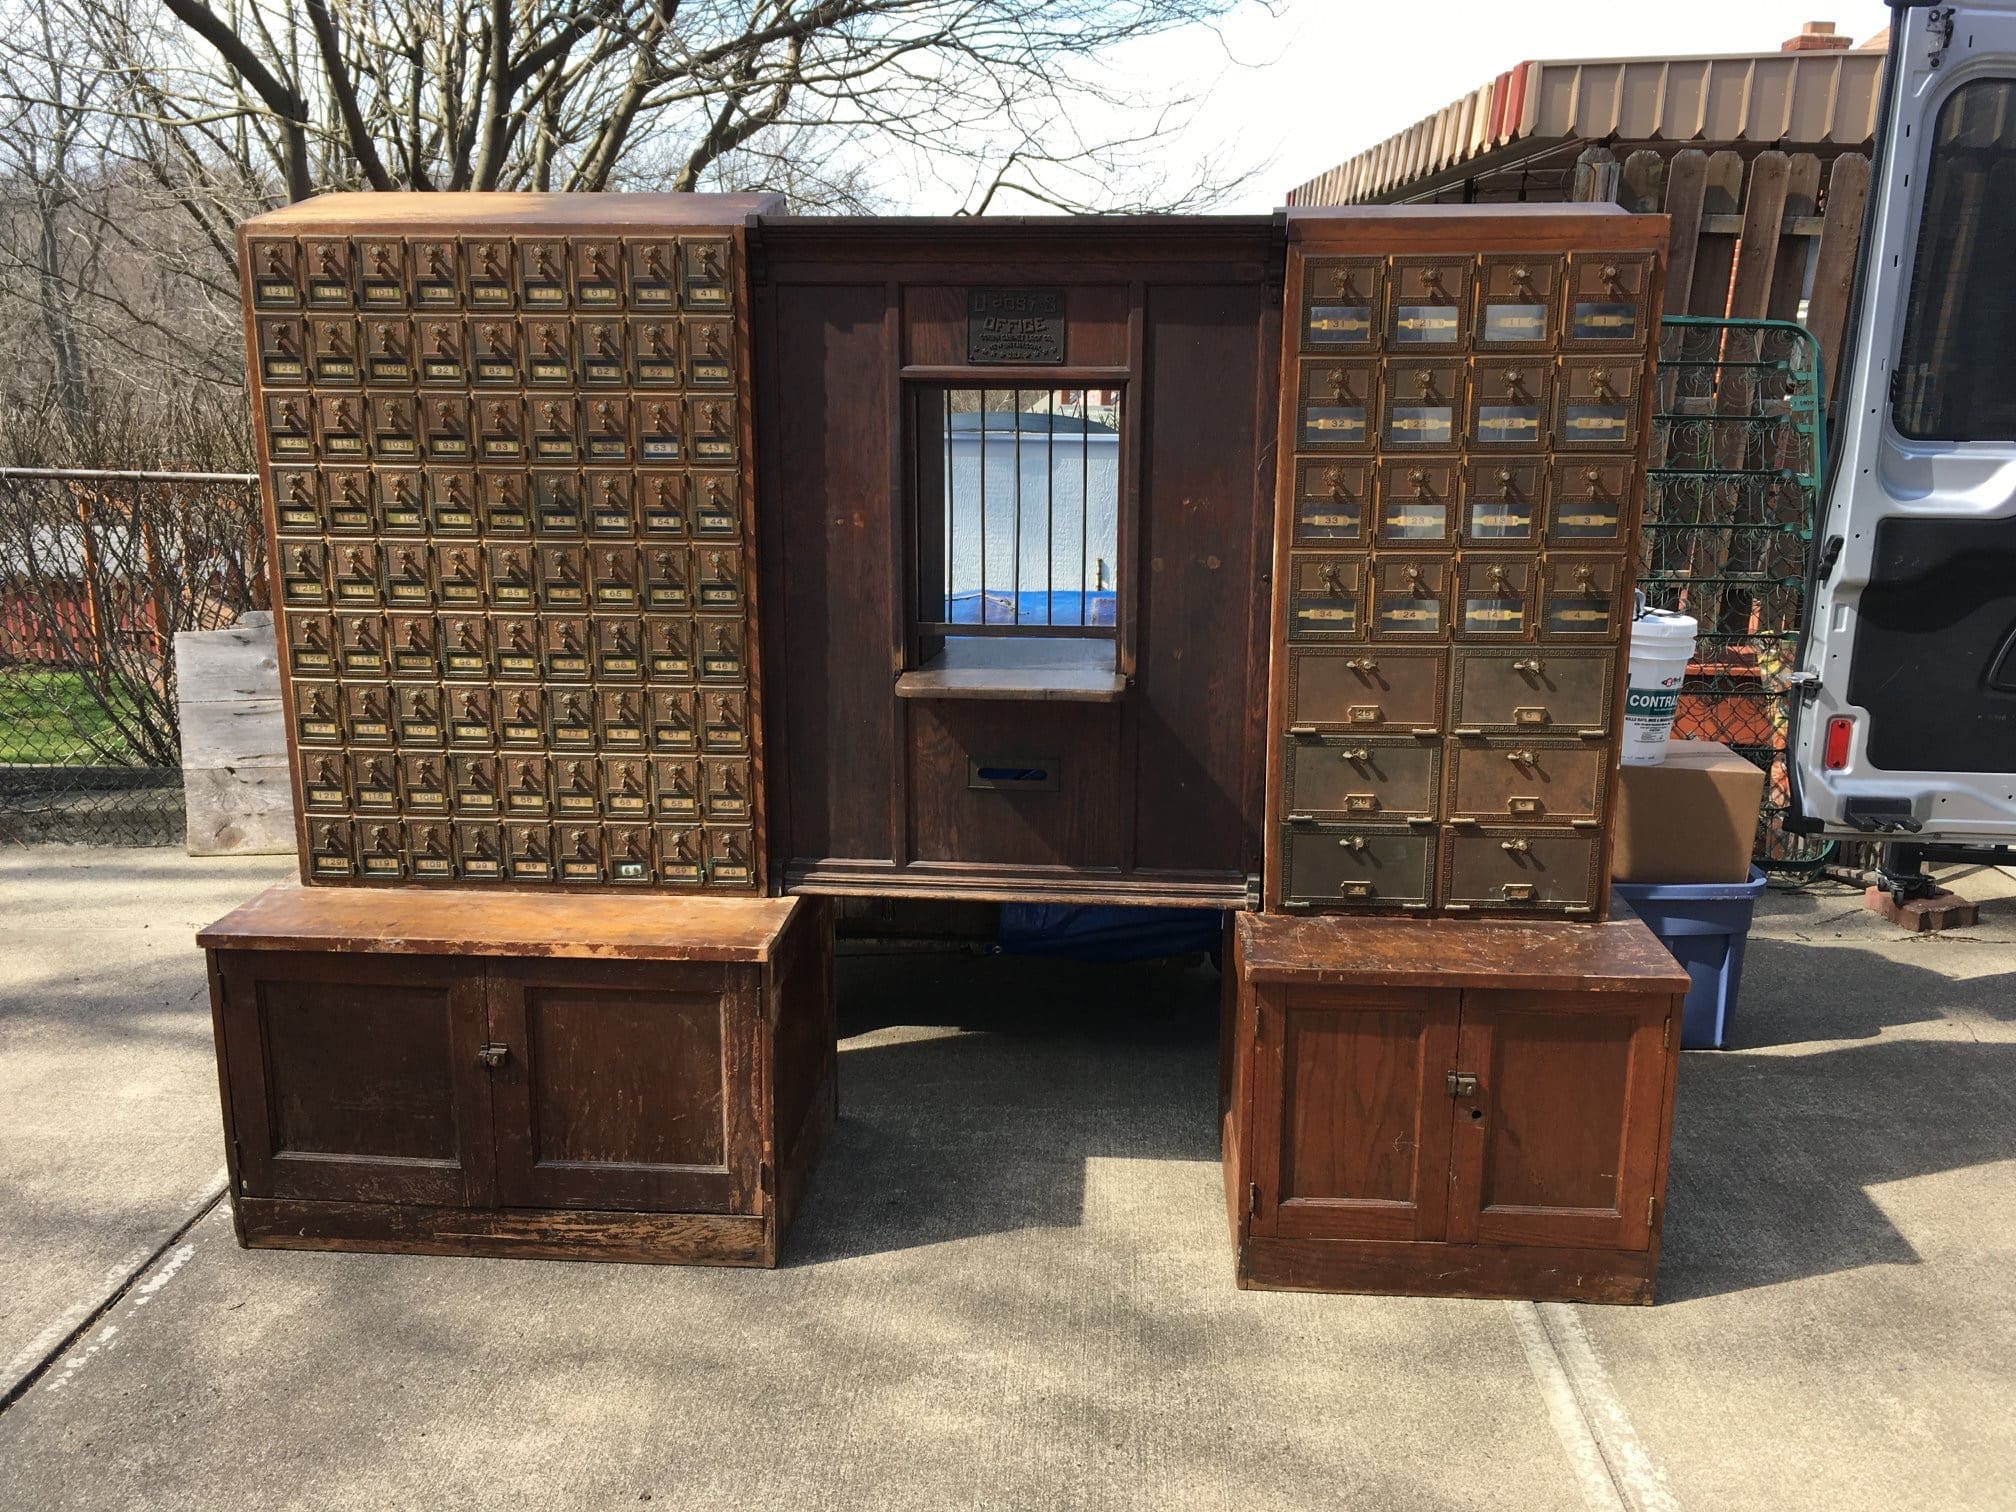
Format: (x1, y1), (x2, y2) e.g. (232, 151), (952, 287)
(1824, 716), (1854, 770)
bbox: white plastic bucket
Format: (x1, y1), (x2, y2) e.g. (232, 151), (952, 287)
(1621, 608), (1698, 765)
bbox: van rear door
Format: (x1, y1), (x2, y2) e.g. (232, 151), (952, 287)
(1792, 2), (2016, 839)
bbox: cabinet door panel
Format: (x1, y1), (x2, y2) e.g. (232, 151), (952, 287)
(486, 958), (757, 1213)
(1448, 990), (1669, 1250)
(1252, 986), (1459, 1242)
(217, 951), (494, 1206)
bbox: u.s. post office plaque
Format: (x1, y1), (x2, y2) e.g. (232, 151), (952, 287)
(967, 288), (1065, 364)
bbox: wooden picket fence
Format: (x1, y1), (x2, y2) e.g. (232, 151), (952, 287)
(1570, 145), (1871, 414)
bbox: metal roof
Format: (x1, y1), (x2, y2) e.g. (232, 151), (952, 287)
(1289, 48), (1885, 206)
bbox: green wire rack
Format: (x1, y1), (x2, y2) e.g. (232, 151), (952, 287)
(1643, 315), (1833, 876)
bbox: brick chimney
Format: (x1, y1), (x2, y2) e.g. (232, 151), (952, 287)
(1782, 21), (1853, 52)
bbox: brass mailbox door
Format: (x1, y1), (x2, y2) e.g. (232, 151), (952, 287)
(1461, 459), (1542, 546)
(1455, 557), (1535, 641)
(543, 615), (591, 680)
(1371, 557), (1449, 639)
(1539, 557), (1623, 640)
(505, 822), (555, 881)
(477, 396), (526, 463)
(703, 757), (754, 821)
(1279, 825), (1435, 910)
(318, 394), (369, 460)
(273, 469), (322, 535)
(1446, 740), (1606, 824)
(645, 615), (695, 682)
(463, 240), (513, 308)
(264, 394), (314, 461)
(655, 823), (705, 884)
(585, 470), (635, 537)
(1468, 361), (1551, 450)
(343, 684), (394, 748)
(1375, 460), (1456, 547)
(640, 472), (688, 537)
(1441, 828), (1601, 913)
(301, 237), (353, 307)
(706, 825), (757, 887)
(1385, 257), (1470, 350)
(1288, 554), (1364, 640)
(637, 397), (685, 463)
(426, 467), (477, 535)
(531, 395), (579, 461)
(439, 615), (490, 680)
(451, 753), (501, 815)
(584, 395), (632, 463)
(550, 690), (598, 754)
(407, 820), (457, 879)
(504, 754), (552, 818)
(681, 238), (732, 310)
(694, 546), (744, 613)
(652, 758), (700, 821)
(1285, 647), (1444, 734)
(1292, 459), (1370, 545)
(307, 316), (360, 386)
(1562, 252), (1654, 348)
(691, 472), (740, 539)
(686, 396), (736, 464)
(517, 238), (569, 309)
(599, 687), (648, 750)
(375, 468), (423, 534)
(434, 544), (483, 611)
(645, 545), (692, 611)
(332, 542), (383, 608)
(1300, 257), (1382, 351)
(593, 615), (645, 680)
(357, 819), (407, 879)
(578, 318), (627, 386)
(280, 542), (329, 607)
(382, 543), (432, 608)
(308, 818), (357, 878)
(626, 238), (678, 306)
(530, 468), (582, 536)
(633, 319), (682, 387)
(293, 682), (342, 746)
(491, 618), (540, 682)
(1557, 358), (1638, 451)
(366, 393), (415, 459)
(697, 619), (746, 683)
(356, 238), (406, 308)
(572, 238), (623, 309)
(302, 752), (350, 813)
(1450, 650), (1613, 736)
(445, 686), (493, 748)
(686, 319), (735, 388)
(362, 316), (413, 384)
(454, 821), (507, 881)
(499, 687), (546, 748)
(1382, 361), (1463, 449)
(333, 612), (386, 676)
(1296, 361), (1377, 451)
(524, 318), (574, 385)
(602, 756), (653, 820)
(324, 469), (374, 534)
(401, 753), (452, 814)
(469, 317), (520, 386)
(255, 316), (307, 386)
(590, 543), (641, 609)
(606, 824), (656, 883)
(395, 683), (446, 747)
(247, 237), (301, 309)
(649, 687), (698, 753)
(1282, 735), (1441, 822)
(410, 238), (460, 308)
(700, 690), (748, 753)
(417, 318), (466, 386)
(387, 614), (436, 679)
(1545, 460), (1630, 549)
(286, 612), (335, 677)
(1475, 255), (1559, 351)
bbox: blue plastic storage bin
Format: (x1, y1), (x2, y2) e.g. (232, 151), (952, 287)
(1610, 867), (1768, 1049)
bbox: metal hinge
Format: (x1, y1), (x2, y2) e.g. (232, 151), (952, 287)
(1648, 1195), (1658, 1227)
(1663, 1016), (1671, 1051)
(1249, 1181), (1260, 1217)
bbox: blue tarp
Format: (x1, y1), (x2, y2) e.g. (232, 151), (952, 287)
(995, 904), (1224, 964)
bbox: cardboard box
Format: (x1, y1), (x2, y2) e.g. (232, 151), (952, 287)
(1610, 740), (1766, 884)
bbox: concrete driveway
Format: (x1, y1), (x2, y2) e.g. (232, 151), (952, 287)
(1, 847), (2011, 1510)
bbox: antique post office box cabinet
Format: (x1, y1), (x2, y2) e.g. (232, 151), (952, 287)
(1285, 647), (1444, 734)
(1282, 735), (1440, 822)
(1223, 913), (1687, 1301)
(201, 887), (834, 1265)
(1266, 206), (1665, 917)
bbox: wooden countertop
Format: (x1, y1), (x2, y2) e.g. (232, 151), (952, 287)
(1236, 910), (1689, 993)
(241, 191), (785, 233)
(198, 881), (801, 962)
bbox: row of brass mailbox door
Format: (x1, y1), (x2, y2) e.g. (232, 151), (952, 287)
(1278, 824), (1603, 914)
(1296, 252), (1656, 353)
(1287, 555), (1626, 641)
(253, 313), (735, 390)
(1289, 457), (1629, 547)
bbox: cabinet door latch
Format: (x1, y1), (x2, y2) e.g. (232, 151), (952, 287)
(1446, 1071), (1479, 1098)
(476, 1042), (511, 1068)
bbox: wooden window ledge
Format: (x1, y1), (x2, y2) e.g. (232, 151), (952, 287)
(894, 637), (1127, 703)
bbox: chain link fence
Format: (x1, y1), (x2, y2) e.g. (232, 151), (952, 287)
(1644, 317), (1835, 877)
(0, 468), (263, 845)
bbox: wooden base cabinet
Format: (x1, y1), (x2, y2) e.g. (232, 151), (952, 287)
(1223, 911), (1688, 1302)
(200, 884), (833, 1266)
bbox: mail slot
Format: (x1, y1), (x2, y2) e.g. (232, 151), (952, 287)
(255, 316), (308, 385)
(687, 320), (736, 387)
(686, 396), (736, 464)
(626, 239), (679, 307)
(1539, 557), (1623, 639)
(682, 238), (733, 311)
(1282, 735), (1440, 821)
(272, 469), (322, 534)
(300, 238), (353, 307)
(652, 758), (701, 820)
(1279, 824), (1435, 910)
(1450, 649), (1613, 735)
(1300, 257), (1381, 350)
(633, 319), (682, 386)
(1468, 360), (1551, 449)
(361, 317), (413, 384)
(504, 755), (552, 817)
(1293, 459), (1369, 544)
(1455, 557), (1534, 640)
(356, 239), (406, 308)
(1375, 460), (1455, 546)
(1446, 740), (1606, 824)
(1441, 827), (1600, 913)
(401, 753), (452, 814)
(453, 240), (507, 309)
(1461, 459), (1542, 545)
(506, 822), (556, 881)
(333, 612), (387, 675)
(1475, 255), (1559, 350)
(1385, 257), (1470, 349)
(1383, 361), (1463, 448)
(1562, 253), (1653, 347)
(966, 759), (1060, 792)
(1557, 358), (1638, 451)
(430, 615), (484, 681)
(247, 238), (301, 308)
(1371, 557), (1448, 639)
(1288, 554), (1364, 640)
(578, 318), (627, 385)
(1296, 361), (1376, 450)
(410, 239), (460, 309)
(602, 756), (653, 819)
(517, 239), (569, 309)
(523, 318), (574, 384)
(386, 614), (436, 679)
(572, 238), (623, 309)
(592, 614), (646, 680)
(1285, 646), (1444, 733)
(1546, 460), (1630, 547)
(286, 613), (335, 676)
